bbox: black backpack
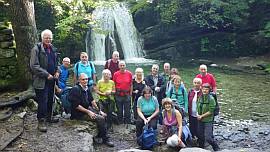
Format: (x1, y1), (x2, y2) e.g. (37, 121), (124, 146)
(210, 92), (220, 116)
(199, 93), (220, 116)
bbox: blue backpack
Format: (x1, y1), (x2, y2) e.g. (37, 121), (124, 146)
(137, 124), (158, 150)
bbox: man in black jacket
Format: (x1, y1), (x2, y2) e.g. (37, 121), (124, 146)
(68, 73), (114, 147)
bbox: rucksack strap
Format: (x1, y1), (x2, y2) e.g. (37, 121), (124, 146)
(170, 87), (184, 99)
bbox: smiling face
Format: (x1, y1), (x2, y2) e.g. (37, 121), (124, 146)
(144, 91), (151, 100)
(202, 87), (210, 95)
(42, 32), (52, 46)
(199, 65), (207, 76)
(112, 52), (119, 62)
(193, 78), (202, 90)
(119, 61), (126, 72)
(79, 73), (88, 87)
(151, 65), (159, 76)
(164, 63), (170, 73)
(164, 102), (172, 111)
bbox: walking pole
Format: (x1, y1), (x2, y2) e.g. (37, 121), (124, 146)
(51, 78), (57, 121)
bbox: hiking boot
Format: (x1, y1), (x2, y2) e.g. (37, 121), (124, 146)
(103, 140), (114, 147)
(212, 143), (220, 151)
(93, 136), (103, 144)
(38, 119), (47, 132)
(47, 117), (59, 123)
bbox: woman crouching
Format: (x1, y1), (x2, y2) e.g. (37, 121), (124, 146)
(136, 86), (159, 137)
(162, 98), (186, 148)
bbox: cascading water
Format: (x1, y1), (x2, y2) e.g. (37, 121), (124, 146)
(87, 2), (145, 63)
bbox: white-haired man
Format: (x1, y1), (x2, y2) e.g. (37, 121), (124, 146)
(30, 29), (59, 132)
(104, 51), (120, 79)
(195, 64), (217, 93)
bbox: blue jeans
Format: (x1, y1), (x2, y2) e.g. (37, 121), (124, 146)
(115, 95), (131, 124)
(35, 80), (55, 120)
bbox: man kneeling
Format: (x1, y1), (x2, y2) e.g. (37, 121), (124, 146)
(68, 73), (114, 147)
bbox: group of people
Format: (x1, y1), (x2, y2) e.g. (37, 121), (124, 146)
(30, 29), (220, 151)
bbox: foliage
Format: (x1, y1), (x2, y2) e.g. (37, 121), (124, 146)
(153, 0), (256, 29)
(130, 0), (149, 14)
(263, 22), (270, 38)
(157, 0), (180, 24)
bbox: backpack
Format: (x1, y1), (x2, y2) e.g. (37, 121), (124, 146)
(169, 86), (185, 99)
(199, 93), (219, 116)
(137, 124), (158, 150)
(210, 92), (220, 116)
(169, 86), (185, 110)
(30, 43), (41, 74)
(60, 87), (73, 114)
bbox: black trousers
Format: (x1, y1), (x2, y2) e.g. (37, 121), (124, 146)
(136, 115), (158, 137)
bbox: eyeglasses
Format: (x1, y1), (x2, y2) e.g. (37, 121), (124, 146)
(80, 78), (88, 81)
(43, 37), (53, 40)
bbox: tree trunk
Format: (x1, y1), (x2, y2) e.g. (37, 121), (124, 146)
(8, 0), (38, 89)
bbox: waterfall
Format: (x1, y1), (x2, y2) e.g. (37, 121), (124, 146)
(87, 2), (144, 62)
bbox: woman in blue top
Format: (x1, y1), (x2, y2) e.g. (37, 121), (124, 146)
(166, 75), (188, 113)
(136, 86), (159, 137)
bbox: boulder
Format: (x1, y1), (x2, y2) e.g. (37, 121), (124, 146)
(180, 147), (211, 152)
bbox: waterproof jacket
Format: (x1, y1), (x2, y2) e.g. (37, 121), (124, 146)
(197, 94), (216, 123)
(30, 42), (58, 89)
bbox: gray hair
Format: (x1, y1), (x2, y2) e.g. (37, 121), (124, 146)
(79, 73), (88, 79)
(102, 69), (112, 80)
(119, 60), (126, 65)
(112, 51), (119, 56)
(193, 77), (202, 84)
(135, 67), (144, 80)
(199, 64), (207, 71)
(41, 29), (53, 40)
(152, 64), (159, 70)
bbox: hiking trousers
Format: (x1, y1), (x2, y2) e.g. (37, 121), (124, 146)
(197, 121), (219, 150)
(189, 115), (198, 138)
(35, 80), (55, 120)
(83, 107), (108, 141)
(115, 95), (131, 124)
(99, 99), (114, 129)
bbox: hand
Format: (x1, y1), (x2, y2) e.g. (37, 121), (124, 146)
(178, 137), (182, 145)
(146, 117), (152, 122)
(197, 115), (202, 121)
(47, 74), (53, 80)
(105, 91), (111, 96)
(144, 118), (148, 125)
(99, 111), (107, 117)
(155, 87), (160, 92)
(88, 111), (96, 119)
